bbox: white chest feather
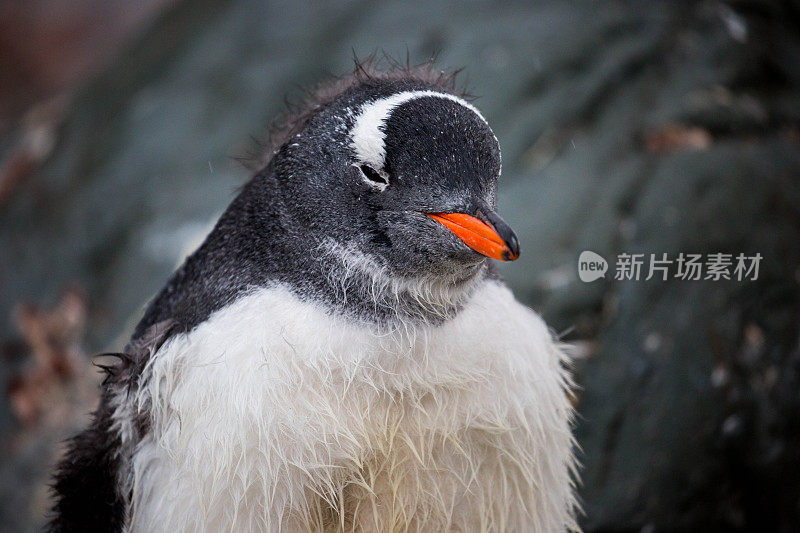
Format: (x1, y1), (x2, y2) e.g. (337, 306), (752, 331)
(118, 281), (577, 532)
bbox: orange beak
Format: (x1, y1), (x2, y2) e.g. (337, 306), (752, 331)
(427, 211), (520, 262)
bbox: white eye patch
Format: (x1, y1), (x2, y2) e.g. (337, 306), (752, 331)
(349, 90), (491, 172)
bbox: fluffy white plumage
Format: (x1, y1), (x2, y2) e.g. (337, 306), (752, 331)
(115, 278), (578, 532)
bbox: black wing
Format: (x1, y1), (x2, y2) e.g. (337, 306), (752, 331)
(48, 319), (180, 533)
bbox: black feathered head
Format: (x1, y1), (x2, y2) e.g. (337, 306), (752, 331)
(250, 60), (518, 283)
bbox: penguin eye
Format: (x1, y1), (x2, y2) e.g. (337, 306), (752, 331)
(359, 164), (389, 189)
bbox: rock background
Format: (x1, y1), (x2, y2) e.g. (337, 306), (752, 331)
(1, 0), (799, 530)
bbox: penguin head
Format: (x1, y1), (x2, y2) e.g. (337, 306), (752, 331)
(265, 74), (519, 284)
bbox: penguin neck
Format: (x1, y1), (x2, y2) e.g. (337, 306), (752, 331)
(308, 237), (488, 327)
(240, 171), (489, 328)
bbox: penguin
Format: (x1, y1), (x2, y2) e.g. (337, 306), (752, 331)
(50, 62), (579, 532)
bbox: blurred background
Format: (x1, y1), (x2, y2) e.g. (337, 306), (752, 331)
(2, 0), (800, 530)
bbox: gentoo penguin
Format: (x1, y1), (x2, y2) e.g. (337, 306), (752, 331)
(50, 63), (578, 532)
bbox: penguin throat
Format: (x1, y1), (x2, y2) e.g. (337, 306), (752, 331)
(317, 238), (485, 326)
